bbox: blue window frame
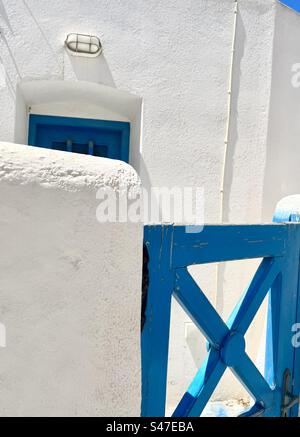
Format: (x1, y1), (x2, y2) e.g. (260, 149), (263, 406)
(28, 114), (130, 163)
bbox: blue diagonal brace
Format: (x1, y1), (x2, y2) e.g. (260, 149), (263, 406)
(174, 268), (229, 348)
(232, 353), (274, 409)
(172, 349), (226, 417)
(227, 257), (281, 335)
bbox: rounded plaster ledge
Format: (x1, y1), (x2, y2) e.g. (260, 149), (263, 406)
(274, 195), (300, 223)
(0, 142), (140, 192)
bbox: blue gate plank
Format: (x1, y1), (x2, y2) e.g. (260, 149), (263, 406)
(270, 225), (300, 416)
(292, 257), (300, 416)
(142, 225), (174, 417)
(270, 199), (300, 416)
(172, 225), (287, 267)
(264, 275), (282, 389)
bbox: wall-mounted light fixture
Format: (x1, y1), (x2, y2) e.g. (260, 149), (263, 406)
(65, 33), (102, 57)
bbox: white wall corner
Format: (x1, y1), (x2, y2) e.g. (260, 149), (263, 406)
(0, 142), (143, 417)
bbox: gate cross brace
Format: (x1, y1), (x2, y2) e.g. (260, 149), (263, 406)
(172, 257), (280, 417)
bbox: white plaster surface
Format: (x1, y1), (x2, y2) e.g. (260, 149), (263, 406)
(0, 0), (299, 413)
(0, 142), (143, 417)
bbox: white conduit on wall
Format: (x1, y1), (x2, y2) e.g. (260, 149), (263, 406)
(219, 0), (238, 223)
(216, 0), (239, 310)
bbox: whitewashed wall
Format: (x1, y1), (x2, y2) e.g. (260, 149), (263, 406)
(0, 142), (143, 417)
(0, 0), (299, 413)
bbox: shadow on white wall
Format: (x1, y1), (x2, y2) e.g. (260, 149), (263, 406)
(65, 51), (116, 88)
(262, 4), (300, 220)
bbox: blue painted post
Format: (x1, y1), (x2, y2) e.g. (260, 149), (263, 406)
(267, 196), (300, 416)
(293, 243), (300, 417)
(141, 225), (174, 417)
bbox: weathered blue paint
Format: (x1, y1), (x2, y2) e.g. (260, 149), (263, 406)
(28, 114), (130, 163)
(171, 224), (287, 267)
(142, 223), (300, 417)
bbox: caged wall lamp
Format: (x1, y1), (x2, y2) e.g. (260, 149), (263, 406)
(65, 33), (102, 57)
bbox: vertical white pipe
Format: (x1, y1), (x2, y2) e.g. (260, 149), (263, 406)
(219, 0), (238, 223)
(215, 0), (239, 314)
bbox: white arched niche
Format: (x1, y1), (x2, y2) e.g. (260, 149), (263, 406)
(14, 80), (143, 171)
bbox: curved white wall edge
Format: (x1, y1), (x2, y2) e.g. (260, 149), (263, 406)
(0, 142), (143, 417)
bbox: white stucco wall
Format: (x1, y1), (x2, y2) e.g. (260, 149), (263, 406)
(0, 0), (299, 413)
(0, 142), (143, 417)
(0, 1), (296, 221)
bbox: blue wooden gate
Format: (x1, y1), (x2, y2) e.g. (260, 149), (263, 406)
(142, 222), (300, 417)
